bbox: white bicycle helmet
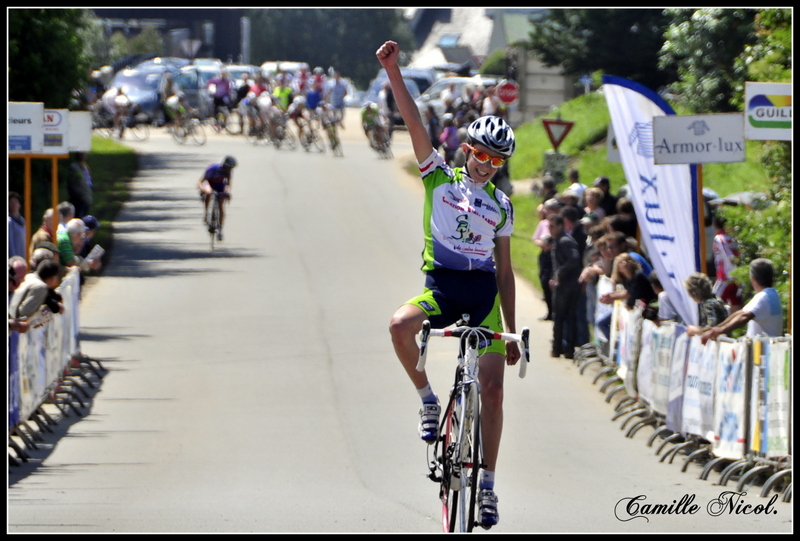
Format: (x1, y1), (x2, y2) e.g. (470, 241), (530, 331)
(467, 116), (516, 158)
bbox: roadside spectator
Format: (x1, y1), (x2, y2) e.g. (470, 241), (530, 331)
(8, 261), (30, 334)
(606, 231), (652, 276)
(450, 127), (469, 168)
(532, 198), (561, 321)
(566, 167), (588, 206)
(711, 214), (743, 313)
(596, 252), (657, 341)
(424, 105), (442, 153)
(57, 218), (100, 279)
(439, 113), (459, 166)
(612, 198), (638, 240)
(701, 258), (783, 344)
(593, 176), (618, 218)
(562, 205), (590, 345)
(481, 85), (501, 117)
(583, 187), (606, 220)
(557, 188), (585, 220)
(8, 259), (63, 320)
(8, 192), (26, 260)
(684, 272), (729, 336)
(29, 247), (57, 275)
(537, 173), (557, 204)
(79, 215), (100, 258)
(8, 256), (28, 299)
(57, 201), (75, 235)
(327, 71), (349, 128)
(68, 152), (93, 218)
(548, 213), (582, 359)
(647, 271), (684, 324)
(29, 208), (56, 260)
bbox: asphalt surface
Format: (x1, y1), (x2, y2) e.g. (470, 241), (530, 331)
(8, 111), (793, 533)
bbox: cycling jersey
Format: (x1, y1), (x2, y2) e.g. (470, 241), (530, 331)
(418, 150), (514, 273)
(203, 163), (231, 193)
(361, 106), (379, 126)
(306, 89), (322, 111)
(273, 86), (293, 111)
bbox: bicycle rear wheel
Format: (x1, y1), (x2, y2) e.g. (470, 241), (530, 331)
(129, 121), (150, 141)
(225, 110), (243, 135)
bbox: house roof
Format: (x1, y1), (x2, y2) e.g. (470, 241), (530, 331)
(408, 9), (494, 69)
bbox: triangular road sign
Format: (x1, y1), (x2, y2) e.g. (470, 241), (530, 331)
(542, 118), (575, 151)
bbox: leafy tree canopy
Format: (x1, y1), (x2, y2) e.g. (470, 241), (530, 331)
(9, 9), (93, 108)
(246, 8), (414, 89)
(524, 9), (673, 91)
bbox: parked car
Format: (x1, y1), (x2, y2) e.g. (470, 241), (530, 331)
(414, 75), (498, 119)
(102, 64), (179, 125)
(137, 56), (191, 70)
(373, 66), (438, 95)
(261, 60), (309, 80)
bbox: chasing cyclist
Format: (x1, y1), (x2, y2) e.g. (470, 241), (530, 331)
(198, 156), (236, 241)
(361, 101), (388, 150)
(378, 40), (520, 530)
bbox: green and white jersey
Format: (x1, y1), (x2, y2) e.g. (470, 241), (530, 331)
(418, 150), (514, 273)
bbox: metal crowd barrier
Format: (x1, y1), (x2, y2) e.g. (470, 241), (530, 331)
(570, 291), (792, 504)
(8, 268), (106, 466)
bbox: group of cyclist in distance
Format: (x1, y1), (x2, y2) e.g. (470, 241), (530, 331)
(161, 63), (349, 151)
(378, 40), (520, 530)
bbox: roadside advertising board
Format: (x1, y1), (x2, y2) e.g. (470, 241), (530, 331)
(744, 81), (792, 141)
(653, 113), (746, 165)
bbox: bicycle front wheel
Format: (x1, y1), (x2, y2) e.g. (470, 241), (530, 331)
(189, 120), (207, 146)
(440, 395), (460, 532)
(208, 198), (220, 250)
(456, 385), (481, 533)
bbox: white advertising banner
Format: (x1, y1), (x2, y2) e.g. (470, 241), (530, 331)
(651, 323), (677, 417)
(682, 336), (718, 438)
(68, 111), (93, 152)
(764, 338), (791, 457)
(744, 81), (792, 141)
(636, 319), (657, 405)
(602, 76), (700, 326)
(8, 101), (44, 153)
(712, 339), (748, 459)
(666, 327), (689, 432)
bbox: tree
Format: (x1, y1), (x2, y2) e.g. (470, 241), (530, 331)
(524, 9), (674, 91)
(658, 9), (757, 113)
(247, 8), (414, 89)
(9, 8), (94, 108)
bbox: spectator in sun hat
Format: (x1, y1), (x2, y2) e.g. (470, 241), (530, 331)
(79, 215), (100, 258)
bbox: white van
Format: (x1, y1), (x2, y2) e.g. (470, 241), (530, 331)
(261, 60), (309, 79)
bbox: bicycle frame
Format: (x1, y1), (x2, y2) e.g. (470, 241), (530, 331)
(417, 316), (530, 532)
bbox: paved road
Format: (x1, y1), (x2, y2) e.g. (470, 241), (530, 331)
(8, 112), (792, 533)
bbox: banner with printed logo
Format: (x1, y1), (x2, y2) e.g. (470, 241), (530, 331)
(764, 338), (791, 457)
(650, 324), (677, 417)
(636, 319), (658, 405)
(682, 336), (718, 438)
(712, 339), (748, 459)
(618, 305), (643, 397)
(602, 75), (700, 326)
(749, 338), (792, 457)
(666, 326), (689, 432)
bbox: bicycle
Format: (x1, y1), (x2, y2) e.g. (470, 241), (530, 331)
(270, 113), (298, 151)
(205, 191), (224, 250)
(320, 109), (344, 157)
(121, 105), (150, 141)
(417, 314), (530, 533)
(299, 118), (326, 153)
(170, 111), (207, 146)
(368, 123), (393, 159)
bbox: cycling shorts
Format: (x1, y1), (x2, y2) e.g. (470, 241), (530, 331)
(404, 268), (505, 355)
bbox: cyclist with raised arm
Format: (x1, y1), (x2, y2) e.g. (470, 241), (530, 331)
(379, 40), (520, 530)
(198, 156), (236, 241)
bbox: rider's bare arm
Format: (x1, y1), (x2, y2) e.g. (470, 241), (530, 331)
(376, 41), (432, 164)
